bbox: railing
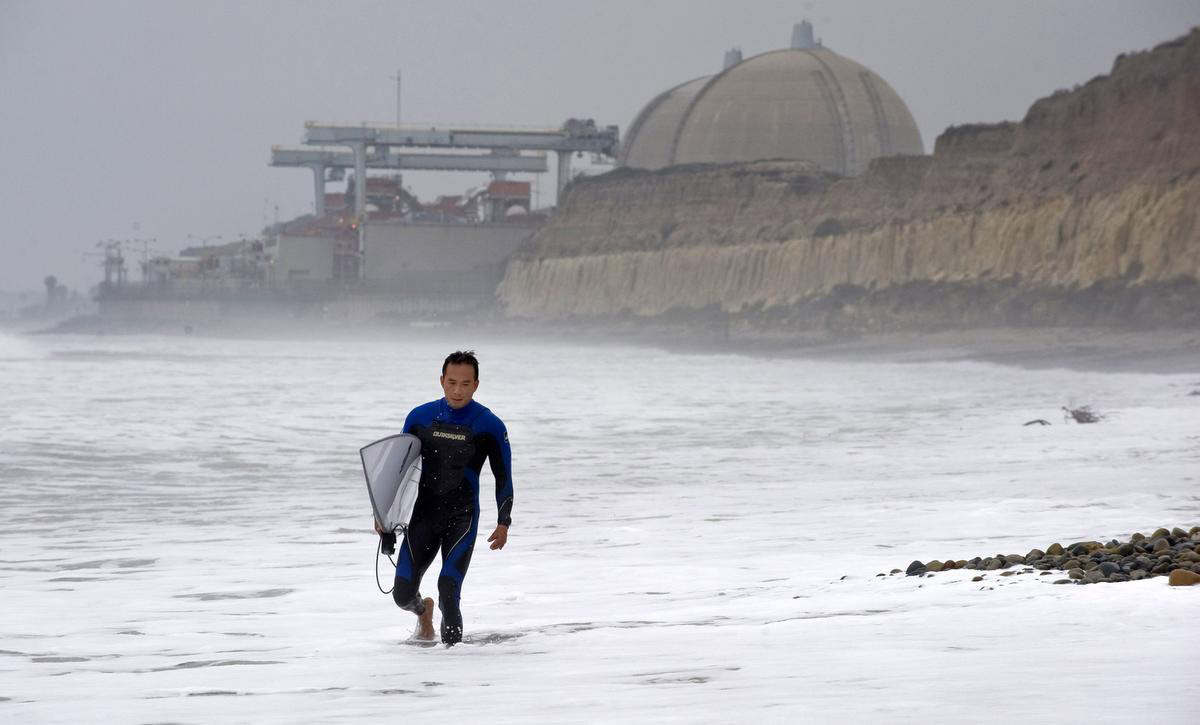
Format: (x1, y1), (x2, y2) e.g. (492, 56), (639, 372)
(305, 120), (565, 133)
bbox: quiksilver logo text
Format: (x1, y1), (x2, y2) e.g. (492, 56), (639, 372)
(432, 430), (467, 441)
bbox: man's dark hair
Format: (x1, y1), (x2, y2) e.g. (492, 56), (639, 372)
(442, 350), (479, 380)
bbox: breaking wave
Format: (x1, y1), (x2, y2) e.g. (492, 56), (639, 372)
(0, 332), (41, 360)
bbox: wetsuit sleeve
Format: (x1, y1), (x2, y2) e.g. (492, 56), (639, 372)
(402, 405), (422, 434)
(485, 417), (514, 527)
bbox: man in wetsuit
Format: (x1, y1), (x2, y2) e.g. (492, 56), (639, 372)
(389, 350), (513, 646)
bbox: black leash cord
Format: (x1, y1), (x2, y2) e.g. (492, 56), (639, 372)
(375, 535), (398, 595)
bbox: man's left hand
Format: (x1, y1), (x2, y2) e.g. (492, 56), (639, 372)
(488, 525), (508, 550)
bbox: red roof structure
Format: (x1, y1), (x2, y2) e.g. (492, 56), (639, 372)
(486, 181), (531, 199)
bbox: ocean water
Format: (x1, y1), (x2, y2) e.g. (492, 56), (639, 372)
(1, 331), (1197, 723)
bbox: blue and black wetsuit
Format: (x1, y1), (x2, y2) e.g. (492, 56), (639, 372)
(392, 398), (513, 644)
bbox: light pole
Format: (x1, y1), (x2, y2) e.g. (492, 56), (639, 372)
(389, 68), (402, 126)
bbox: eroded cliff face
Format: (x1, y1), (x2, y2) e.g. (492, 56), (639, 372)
(499, 30), (1200, 330)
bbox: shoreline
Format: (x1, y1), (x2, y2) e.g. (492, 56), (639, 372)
(11, 312), (1200, 376)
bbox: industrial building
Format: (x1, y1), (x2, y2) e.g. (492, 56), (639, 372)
(261, 118), (617, 310)
(94, 119), (617, 318)
(270, 178), (540, 311)
(620, 22), (924, 175)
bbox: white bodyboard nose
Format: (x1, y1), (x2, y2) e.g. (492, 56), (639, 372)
(360, 433), (422, 534)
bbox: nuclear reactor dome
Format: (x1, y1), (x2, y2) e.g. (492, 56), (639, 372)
(617, 75), (712, 170)
(620, 24), (924, 175)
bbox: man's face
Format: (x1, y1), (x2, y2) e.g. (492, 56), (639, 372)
(441, 362), (479, 409)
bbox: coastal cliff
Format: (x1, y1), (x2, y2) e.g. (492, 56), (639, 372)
(499, 30), (1200, 331)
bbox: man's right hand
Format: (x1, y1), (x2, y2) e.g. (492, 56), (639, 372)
(373, 518), (384, 534)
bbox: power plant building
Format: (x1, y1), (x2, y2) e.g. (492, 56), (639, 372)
(620, 22), (924, 175)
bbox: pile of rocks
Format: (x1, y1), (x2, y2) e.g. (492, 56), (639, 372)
(892, 526), (1200, 586)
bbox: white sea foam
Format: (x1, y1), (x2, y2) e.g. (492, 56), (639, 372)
(0, 333), (1197, 722)
(0, 331), (41, 360)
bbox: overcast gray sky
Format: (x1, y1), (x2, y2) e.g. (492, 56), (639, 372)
(2, 0), (1199, 292)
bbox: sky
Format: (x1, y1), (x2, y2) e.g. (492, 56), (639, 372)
(1, 0), (1199, 293)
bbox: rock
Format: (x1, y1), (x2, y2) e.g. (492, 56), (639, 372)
(890, 569), (901, 574)
(1053, 579), (1072, 585)
(889, 526), (1200, 588)
(1167, 569), (1200, 586)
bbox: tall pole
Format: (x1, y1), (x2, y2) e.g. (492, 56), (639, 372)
(351, 141), (367, 280)
(390, 68), (402, 126)
(311, 163), (326, 217)
(556, 150), (572, 200)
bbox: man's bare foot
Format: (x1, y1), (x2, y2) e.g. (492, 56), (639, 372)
(415, 597), (435, 640)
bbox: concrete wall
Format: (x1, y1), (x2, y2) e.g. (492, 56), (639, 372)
(274, 234), (335, 283)
(364, 222), (535, 294)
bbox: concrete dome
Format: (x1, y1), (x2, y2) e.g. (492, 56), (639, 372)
(618, 75), (711, 170)
(622, 46), (924, 175)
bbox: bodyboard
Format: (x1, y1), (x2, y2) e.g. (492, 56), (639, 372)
(360, 433), (422, 534)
